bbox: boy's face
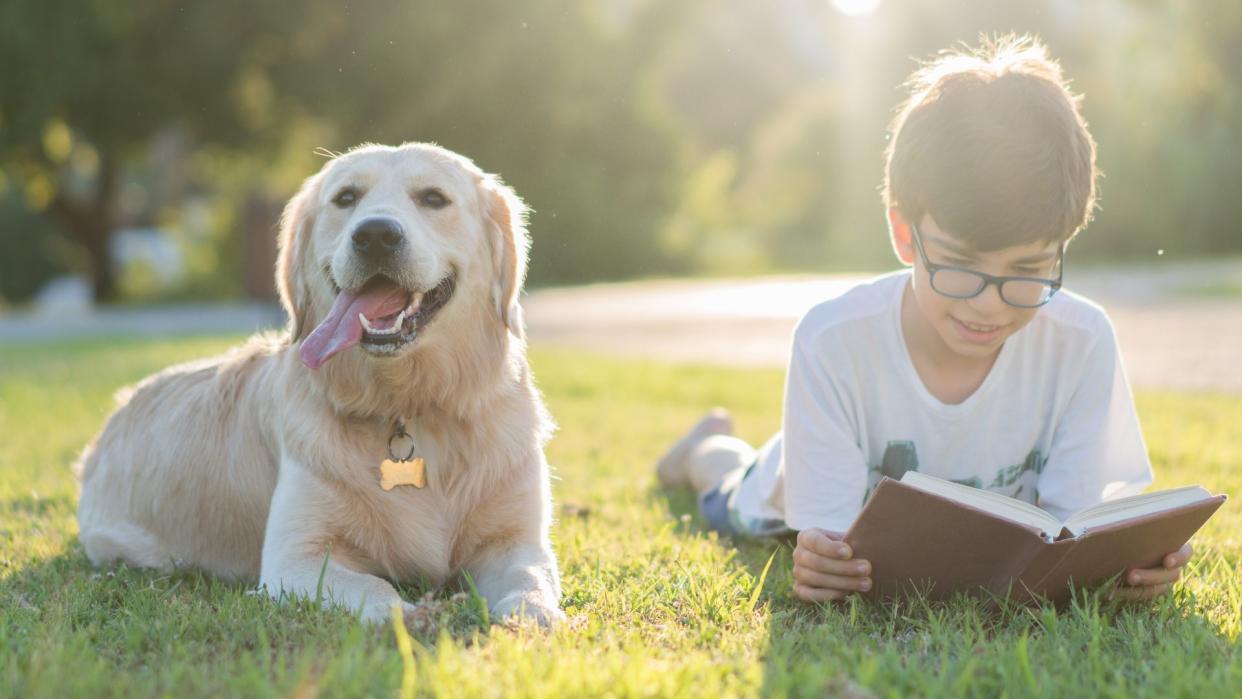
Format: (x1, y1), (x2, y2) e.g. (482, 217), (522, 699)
(889, 209), (1063, 361)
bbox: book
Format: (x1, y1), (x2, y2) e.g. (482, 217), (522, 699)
(843, 472), (1226, 604)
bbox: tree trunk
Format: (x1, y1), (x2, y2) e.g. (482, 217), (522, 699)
(51, 153), (119, 303)
(82, 221), (116, 302)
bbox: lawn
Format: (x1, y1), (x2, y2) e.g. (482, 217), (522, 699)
(0, 336), (1238, 698)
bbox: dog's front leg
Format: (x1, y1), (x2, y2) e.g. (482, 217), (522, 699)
(259, 459), (410, 625)
(466, 537), (564, 627)
(463, 460), (564, 627)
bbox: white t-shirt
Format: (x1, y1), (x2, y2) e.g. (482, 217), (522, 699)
(732, 270), (1153, 534)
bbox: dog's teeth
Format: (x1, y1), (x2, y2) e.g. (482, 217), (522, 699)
(360, 310), (406, 337)
(406, 292), (424, 315)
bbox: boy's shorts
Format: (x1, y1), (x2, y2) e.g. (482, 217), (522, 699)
(697, 459), (794, 540)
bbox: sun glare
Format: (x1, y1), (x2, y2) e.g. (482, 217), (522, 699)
(831, 0), (881, 17)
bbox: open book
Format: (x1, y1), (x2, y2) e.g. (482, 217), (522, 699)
(843, 472), (1225, 604)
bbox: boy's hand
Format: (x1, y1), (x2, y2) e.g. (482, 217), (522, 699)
(1110, 543), (1193, 601)
(792, 528), (872, 603)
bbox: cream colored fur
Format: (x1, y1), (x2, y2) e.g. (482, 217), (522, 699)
(75, 143), (563, 626)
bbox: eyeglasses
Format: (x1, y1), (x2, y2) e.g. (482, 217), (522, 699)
(910, 223), (1063, 308)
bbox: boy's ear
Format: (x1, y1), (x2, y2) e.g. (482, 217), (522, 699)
(888, 207), (916, 266)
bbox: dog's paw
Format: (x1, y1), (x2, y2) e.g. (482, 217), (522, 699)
(400, 600), (444, 635)
(491, 591), (565, 628)
(349, 600), (407, 627)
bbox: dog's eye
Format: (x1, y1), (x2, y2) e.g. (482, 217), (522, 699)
(417, 188), (450, 210)
(333, 188), (359, 208)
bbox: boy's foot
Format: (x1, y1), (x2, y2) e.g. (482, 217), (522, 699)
(656, 408), (734, 488)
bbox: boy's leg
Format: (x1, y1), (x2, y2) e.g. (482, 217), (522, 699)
(657, 409), (768, 539)
(685, 435), (756, 495)
(690, 435), (766, 539)
(655, 408), (735, 489)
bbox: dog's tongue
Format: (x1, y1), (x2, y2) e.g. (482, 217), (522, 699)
(299, 279), (409, 369)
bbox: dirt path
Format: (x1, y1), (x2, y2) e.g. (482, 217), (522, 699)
(524, 266), (1242, 393)
(3, 263), (1240, 392)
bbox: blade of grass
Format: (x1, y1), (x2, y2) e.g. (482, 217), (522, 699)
(461, 570), (490, 627)
(314, 541), (333, 606)
(391, 604), (418, 699)
(747, 550), (778, 612)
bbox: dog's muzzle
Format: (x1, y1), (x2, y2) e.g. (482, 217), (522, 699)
(351, 217), (405, 264)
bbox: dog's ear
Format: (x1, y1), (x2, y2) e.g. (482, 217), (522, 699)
(482, 176), (530, 339)
(275, 172), (322, 340)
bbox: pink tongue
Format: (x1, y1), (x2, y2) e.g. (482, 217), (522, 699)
(299, 280), (410, 369)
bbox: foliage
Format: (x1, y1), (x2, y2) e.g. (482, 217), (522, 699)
(0, 1), (292, 300)
(0, 191), (70, 303)
(0, 0), (683, 301)
(256, 0), (685, 285)
(1, 337), (1239, 697)
(2, 1), (1242, 302)
(651, 0), (1242, 272)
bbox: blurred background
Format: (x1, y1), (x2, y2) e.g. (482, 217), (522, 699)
(2, 0), (1240, 310)
(2, 0), (1242, 394)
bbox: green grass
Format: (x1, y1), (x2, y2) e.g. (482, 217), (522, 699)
(1, 336), (1239, 698)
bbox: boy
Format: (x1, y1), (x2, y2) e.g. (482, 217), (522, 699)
(655, 36), (1192, 604)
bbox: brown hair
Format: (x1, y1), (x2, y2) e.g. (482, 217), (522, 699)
(882, 35), (1097, 250)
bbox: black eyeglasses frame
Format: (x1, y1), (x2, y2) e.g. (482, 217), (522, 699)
(909, 223), (1064, 309)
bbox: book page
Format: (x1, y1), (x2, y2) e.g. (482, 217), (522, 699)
(900, 472), (1062, 539)
(1062, 485), (1213, 537)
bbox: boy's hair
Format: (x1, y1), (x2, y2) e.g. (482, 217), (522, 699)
(882, 35), (1097, 251)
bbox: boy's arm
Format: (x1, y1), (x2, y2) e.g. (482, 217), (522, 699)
(781, 326), (870, 534)
(781, 326), (875, 602)
(1035, 315), (1152, 520)
(1036, 314), (1189, 596)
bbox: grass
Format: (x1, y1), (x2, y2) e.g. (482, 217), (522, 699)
(1, 336), (1239, 698)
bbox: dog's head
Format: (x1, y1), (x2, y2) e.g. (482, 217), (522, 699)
(276, 143), (529, 370)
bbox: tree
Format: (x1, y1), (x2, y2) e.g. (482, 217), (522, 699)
(1, 1), (686, 299)
(256, 0), (685, 285)
(0, 1), (288, 301)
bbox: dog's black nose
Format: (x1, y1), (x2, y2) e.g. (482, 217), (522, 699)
(352, 218), (404, 259)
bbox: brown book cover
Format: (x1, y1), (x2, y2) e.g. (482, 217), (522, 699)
(843, 477), (1226, 603)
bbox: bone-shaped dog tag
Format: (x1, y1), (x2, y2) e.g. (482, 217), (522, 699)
(380, 457), (426, 490)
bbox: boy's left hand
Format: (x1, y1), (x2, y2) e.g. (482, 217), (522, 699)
(1111, 543), (1193, 601)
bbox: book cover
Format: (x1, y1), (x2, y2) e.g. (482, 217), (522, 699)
(843, 477), (1225, 603)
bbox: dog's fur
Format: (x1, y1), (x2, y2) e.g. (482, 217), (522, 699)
(75, 143), (563, 625)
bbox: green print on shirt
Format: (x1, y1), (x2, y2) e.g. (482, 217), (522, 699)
(869, 441), (1047, 494)
(989, 449), (1048, 489)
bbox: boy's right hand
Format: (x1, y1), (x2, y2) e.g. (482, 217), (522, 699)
(792, 528), (872, 603)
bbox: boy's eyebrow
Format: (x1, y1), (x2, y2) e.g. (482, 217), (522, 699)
(925, 234), (1058, 266)
(1010, 251), (1059, 265)
(923, 233), (976, 259)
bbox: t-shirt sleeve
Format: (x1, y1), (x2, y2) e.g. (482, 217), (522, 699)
(781, 326), (870, 533)
(1036, 315), (1153, 521)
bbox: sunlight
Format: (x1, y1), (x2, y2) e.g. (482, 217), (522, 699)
(831, 0), (881, 17)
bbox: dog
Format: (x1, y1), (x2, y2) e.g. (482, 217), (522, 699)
(75, 143), (563, 626)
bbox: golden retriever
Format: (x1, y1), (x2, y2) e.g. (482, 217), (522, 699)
(75, 143), (563, 626)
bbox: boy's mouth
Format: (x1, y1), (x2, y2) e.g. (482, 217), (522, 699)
(950, 316), (1006, 344)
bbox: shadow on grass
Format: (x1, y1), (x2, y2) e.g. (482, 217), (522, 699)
(645, 483), (1237, 697)
(0, 503), (510, 694)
